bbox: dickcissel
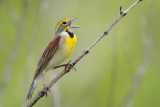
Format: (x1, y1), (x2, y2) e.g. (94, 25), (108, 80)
(26, 18), (79, 100)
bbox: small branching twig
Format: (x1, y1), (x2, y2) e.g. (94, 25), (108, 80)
(27, 0), (142, 106)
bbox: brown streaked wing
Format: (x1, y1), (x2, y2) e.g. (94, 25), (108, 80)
(33, 36), (61, 80)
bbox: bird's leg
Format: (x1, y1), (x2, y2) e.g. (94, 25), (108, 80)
(53, 64), (67, 69)
(65, 60), (76, 71)
(42, 71), (50, 97)
(53, 60), (76, 71)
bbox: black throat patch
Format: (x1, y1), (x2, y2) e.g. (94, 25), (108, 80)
(66, 30), (74, 38)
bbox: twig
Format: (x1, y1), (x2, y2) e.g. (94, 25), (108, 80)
(120, 2), (154, 106)
(27, 0), (142, 106)
(27, 69), (68, 107)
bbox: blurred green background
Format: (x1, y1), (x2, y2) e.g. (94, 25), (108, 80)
(0, 0), (160, 107)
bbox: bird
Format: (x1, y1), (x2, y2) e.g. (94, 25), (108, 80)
(26, 18), (79, 100)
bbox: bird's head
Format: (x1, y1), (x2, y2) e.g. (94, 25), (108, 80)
(55, 18), (79, 35)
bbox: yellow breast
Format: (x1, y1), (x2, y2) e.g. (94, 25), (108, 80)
(64, 34), (77, 59)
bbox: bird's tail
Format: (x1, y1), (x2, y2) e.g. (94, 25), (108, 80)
(26, 77), (40, 100)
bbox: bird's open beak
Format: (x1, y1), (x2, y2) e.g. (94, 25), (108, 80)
(69, 25), (80, 29)
(67, 18), (80, 28)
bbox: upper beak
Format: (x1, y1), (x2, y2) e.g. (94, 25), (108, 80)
(67, 18), (79, 28)
(69, 18), (78, 21)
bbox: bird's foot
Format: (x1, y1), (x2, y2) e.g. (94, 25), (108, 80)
(65, 60), (76, 71)
(42, 84), (50, 97)
(53, 60), (76, 71)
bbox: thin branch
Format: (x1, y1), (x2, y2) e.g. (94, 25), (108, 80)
(27, 0), (142, 106)
(27, 69), (68, 107)
(120, 2), (154, 105)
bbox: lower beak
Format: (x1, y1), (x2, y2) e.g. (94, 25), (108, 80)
(69, 25), (80, 29)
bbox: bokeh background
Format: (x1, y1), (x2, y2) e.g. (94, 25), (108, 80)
(0, 0), (160, 107)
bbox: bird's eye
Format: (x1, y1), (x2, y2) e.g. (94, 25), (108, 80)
(62, 21), (67, 24)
